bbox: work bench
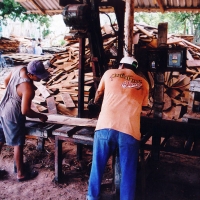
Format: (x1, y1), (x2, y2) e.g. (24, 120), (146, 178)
(5, 114), (200, 186)
(52, 125), (94, 182)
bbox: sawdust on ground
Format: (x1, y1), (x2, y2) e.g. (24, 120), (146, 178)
(0, 138), (114, 200)
(0, 137), (200, 200)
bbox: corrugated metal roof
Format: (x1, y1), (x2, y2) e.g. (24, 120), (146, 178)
(16, 0), (200, 16)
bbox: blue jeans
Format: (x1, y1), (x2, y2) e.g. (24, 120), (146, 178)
(87, 129), (139, 200)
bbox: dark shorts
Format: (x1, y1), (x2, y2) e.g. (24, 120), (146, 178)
(0, 117), (25, 146)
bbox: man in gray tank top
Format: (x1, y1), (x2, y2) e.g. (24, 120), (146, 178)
(0, 60), (50, 181)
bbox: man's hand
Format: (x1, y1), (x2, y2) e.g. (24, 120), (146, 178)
(87, 98), (99, 110)
(39, 114), (48, 123)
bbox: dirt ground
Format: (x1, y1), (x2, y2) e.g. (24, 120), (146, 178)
(0, 137), (200, 200)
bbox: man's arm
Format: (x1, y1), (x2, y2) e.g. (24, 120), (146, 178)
(20, 82), (48, 122)
(94, 90), (104, 105)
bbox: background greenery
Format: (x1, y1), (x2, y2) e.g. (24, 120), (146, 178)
(0, 0), (51, 38)
(1, 0), (200, 43)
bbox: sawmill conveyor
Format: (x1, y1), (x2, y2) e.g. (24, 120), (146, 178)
(23, 114), (200, 183)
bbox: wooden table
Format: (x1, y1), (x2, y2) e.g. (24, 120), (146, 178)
(52, 125), (94, 183)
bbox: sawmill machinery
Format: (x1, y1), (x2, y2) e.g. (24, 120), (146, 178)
(59, 0), (125, 118)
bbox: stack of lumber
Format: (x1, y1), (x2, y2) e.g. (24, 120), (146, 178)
(0, 37), (20, 52)
(3, 53), (53, 65)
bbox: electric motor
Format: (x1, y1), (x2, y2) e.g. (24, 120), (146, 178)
(62, 4), (91, 31)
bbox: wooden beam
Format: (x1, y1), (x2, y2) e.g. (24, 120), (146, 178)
(26, 114), (97, 127)
(155, 0), (165, 13)
(134, 8), (200, 13)
(30, 0), (45, 14)
(124, 0), (134, 56)
(26, 8), (200, 15)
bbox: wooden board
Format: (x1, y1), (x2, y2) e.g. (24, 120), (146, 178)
(61, 92), (75, 108)
(37, 84), (50, 99)
(61, 71), (75, 87)
(36, 105), (48, 112)
(187, 60), (200, 67)
(27, 114), (97, 127)
(46, 96), (57, 114)
(56, 103), (78, 116)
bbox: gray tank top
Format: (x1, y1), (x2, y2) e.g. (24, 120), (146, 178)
(0, 66), (30, 123)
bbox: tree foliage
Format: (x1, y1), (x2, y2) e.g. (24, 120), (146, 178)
(0, 0), (51, 34)
(135, 12), (200, 33)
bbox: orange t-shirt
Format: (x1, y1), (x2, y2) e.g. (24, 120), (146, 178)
(95, 68), (149, 140)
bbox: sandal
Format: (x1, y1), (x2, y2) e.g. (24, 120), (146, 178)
(17, 170), (38, 182)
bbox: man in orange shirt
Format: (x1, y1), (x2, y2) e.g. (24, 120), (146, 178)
(87, 56), (149, 200)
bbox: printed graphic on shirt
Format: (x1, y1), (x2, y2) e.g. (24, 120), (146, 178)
(122, 81), (142, 89)
(110, 73), (143, 90)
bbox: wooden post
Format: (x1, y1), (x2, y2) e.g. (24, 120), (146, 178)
(152, 22), (168, 161)
(124, 0), (134, 56)
(54, 136), (63, 183)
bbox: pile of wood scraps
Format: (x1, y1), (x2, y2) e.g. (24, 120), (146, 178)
(3, 53), (53, 65)
(30, 69), (93, 117)
(133, 23), (200, 120)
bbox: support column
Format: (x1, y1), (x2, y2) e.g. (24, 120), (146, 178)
(151, 23), (168, 161)
(124, 0), (134, 56)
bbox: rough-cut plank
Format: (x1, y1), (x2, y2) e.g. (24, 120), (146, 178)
(61, 71), (75, 87)
(36, 84), (50, 99)
(47, 70), (64, 85)
(64, 64), (77, 72)
(52, 125), (81, 137)
(163, 93), (172, 111)
(55, 62), (74, 69)
(163, 106), (175, 120)
(148, 38), (157, 48)
(167, 88), (181, 99)
(48, 83), (63, 90)
(171, 76), (190, 88)
(167, 37), (182, 44)
(46, 96), (57, 114)
(187, 50), (194, 61)
(174, 106), (182, 120)
(57, 103), (78, 116)
(135, 25), (153, 37)
(61, 92), (75, 108)
(53, 73), (68, 84)
(32, 95), (46, 104)
(167, 77), (179, 87)
(187, 60), (200, 67)
(172, 98), (187, 106)
(54, 57), (69, 64)
(27, 114), (97, 127)
(31, 102), (39, 112)
(36, 105), (48, 112)
(182, 38), (200, 50)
